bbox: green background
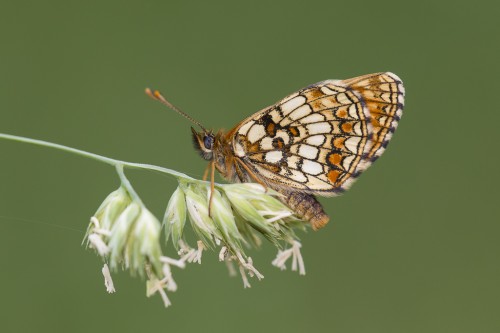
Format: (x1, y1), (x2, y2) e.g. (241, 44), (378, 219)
(1, 1), (498, 332)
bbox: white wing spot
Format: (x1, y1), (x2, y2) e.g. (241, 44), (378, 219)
(357, 159), (371, 171)
(281, 96), (306, 116)
(340, 176), (356, 190)
(234, 142), (245, 157)
(305, 135), (325, 146)
(398, 94), (405, 104)
(290, 170), (307, 183)
(260, 137), (274, 150)
(265, 151), (283, 163)
(348, 104), (359, 118)
(345, 137), (361, 153)
(298, 145), (318, 159)
(342, 155), (355, 170)
(269, 109), (282, 123)
(398, 83), (405, 94)
(336, 92), (351, 104)
(275, 130), (291, 145)
(237, 121), (254, 135)
(247, 124), (266, 143)
(321, 86), (336, 95)
(307, 122), (332, 135)
(353, 122), (363, 135)
(302, 160), (323, 175)
(299, 113), (324, 124)
(374, 148), (386, 157)
(289, 104), (312, 120)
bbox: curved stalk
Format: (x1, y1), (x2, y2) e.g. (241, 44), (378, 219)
(115, 164), (143, 204)
(0, 133), (118, 166)
(0, 133), (205, 183)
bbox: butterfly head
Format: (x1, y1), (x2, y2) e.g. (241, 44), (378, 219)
(191, 127), (215, 160)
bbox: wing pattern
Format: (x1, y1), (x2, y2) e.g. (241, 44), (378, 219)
(231, 72), (404, 196)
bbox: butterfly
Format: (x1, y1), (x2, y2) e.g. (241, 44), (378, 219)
(146, 72), (405, 230)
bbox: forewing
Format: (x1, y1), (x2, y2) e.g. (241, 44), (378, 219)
(231, 72), (405, 195)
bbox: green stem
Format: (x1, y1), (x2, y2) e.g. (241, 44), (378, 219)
(115, 164), (143, 204)
(123, 162), (196, 181)
(0, 133), (118, 166)
(0, 133), (205, 183)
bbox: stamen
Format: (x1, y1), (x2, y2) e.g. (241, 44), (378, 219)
(219, 246), (228, 261)
(271, 241), (306, 275)
(102, 264), (116, 293)
(239, 265), (251, 288)
(160, 256), (186, 269)
(225, 259), (237, 277)
(88, 234), (109, 256)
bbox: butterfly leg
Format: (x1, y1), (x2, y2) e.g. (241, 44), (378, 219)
(202, 162), (211, 181)
(235, 158), (268, 192)
(208, 160), (216, 217)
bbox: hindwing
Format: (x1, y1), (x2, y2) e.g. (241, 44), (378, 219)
(229, 72), (405, 195)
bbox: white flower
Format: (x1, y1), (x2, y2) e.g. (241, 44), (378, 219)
(107, 202), (141, 270)
(184, 186), (222, 245)
(219, 246), (228, 261)
(163, 186), (187, 249)
(102, 263), (116, 293)
(234, 251), (264, 288)
(179, 240), (205, 264)
(88, 233), (109, 256)
(222, 183), (298, 242)
(87, 217), (110, 256)
(84, 177), (309, 309)
(128, 207), (163, 274)
(93, 187), (132, 231)
(210, 188), (243, 251)
(146, 257), (186, 308)
(272, 241), (306, 275)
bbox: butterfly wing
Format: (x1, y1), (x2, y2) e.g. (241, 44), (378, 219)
(342, 72), (405, 162)
(230, 72), (404, 196)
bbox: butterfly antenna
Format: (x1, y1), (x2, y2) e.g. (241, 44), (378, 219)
(145, 88), (207, 132)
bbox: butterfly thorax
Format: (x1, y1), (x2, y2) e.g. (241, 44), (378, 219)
(212, 131), (241, 182)
(191, 128), (241, 183)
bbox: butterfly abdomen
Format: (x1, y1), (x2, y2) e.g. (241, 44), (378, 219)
(280, 190), (329, 231)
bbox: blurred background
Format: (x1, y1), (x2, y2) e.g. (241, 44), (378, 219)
(1, 1), (499, 332)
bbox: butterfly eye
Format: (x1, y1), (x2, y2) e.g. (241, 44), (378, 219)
(203, 135), (214, 150)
